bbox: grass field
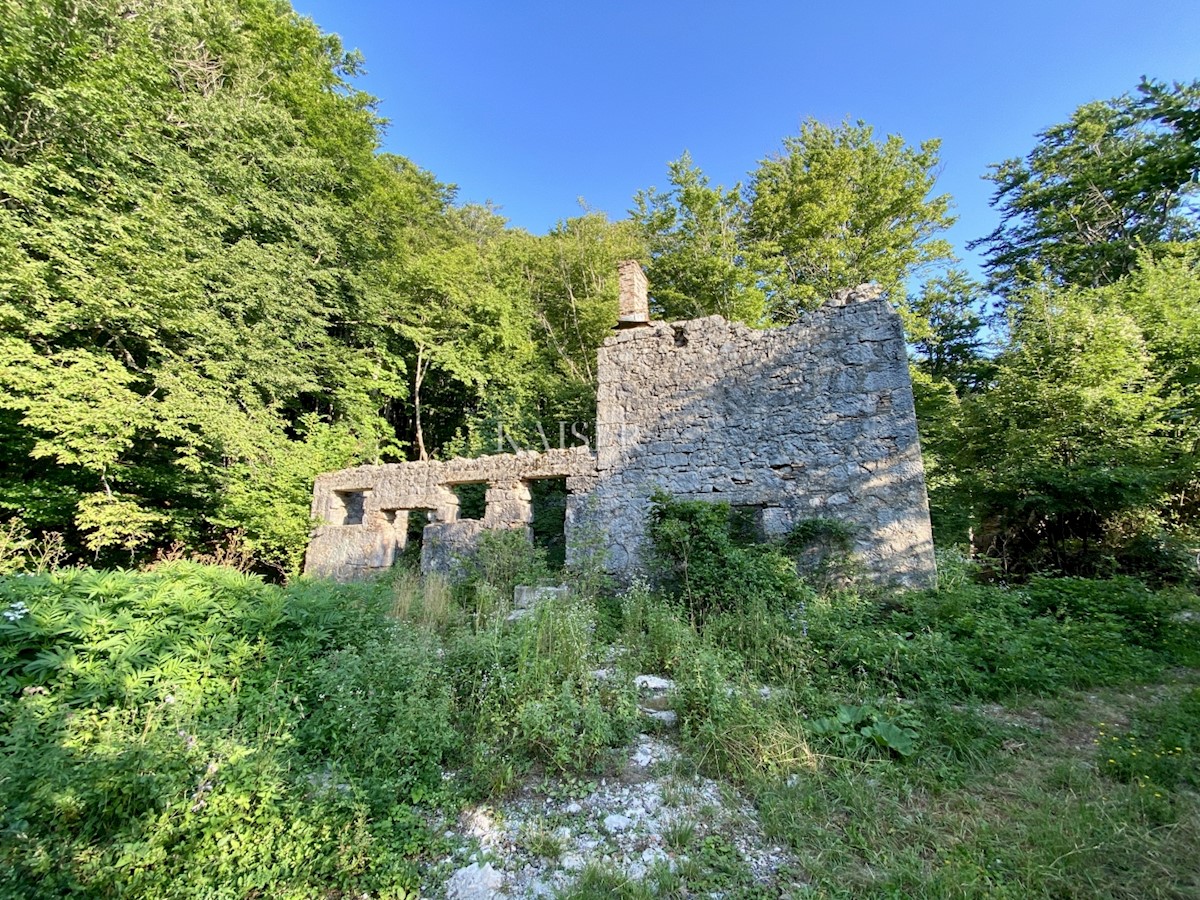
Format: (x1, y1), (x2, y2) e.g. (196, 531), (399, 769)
(1, 519), (1197, 898)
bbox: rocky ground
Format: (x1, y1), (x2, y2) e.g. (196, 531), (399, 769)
(421, 678), (805, 899)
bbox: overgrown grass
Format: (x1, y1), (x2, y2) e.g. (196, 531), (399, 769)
(0, 563), (447, 898)
(0, 557), (635, 897)
(3, 504), (1199, 897)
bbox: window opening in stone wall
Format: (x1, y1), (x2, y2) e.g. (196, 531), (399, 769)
(729, 504), (766, 546)
(332, 489), (370, 526)
(450, 482), (488, 521)
(527, 477), (568, 569)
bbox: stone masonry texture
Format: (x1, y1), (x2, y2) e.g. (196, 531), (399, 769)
(304, 282), (937, 588)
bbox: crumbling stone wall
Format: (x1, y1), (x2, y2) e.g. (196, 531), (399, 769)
(306, 447), (593, 581)
(573, 287), (935, 588)
(304, 281), (936, 589)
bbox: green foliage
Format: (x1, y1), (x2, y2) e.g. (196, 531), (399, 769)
(905, 269), (994, 395)
(292, 626), (460, 800)
(0, 563), (444, 898)
(447, 212), (645, 456)
(449, 593), (639, 782)
(933, 81), (1200, 575)
(808, 703), (918, 757)
(1098, 687), (1200, 792)
(619, 578), (696, 676)
(645, 491), (810, 619)
(559, 864), (656, 900)
(528, 478), (568, 569)
(0, 563), (285, 704)
(803, 574), (1188, 704)
(974, 78), (1200, 292)
(456, 527), (551, 618)
(964, 285), (1172, 574)
(633, 121), (954, 325)
(0, 517), (67, 575)
(1, 542), (1197, 896)
(0, 0), (422, 569)
(671, 644), (816, 779)
(632, 153), (769, 324)
(746, 118), (955, 319)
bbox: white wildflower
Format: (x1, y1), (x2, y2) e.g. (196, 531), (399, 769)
(3, 601), (29, 623)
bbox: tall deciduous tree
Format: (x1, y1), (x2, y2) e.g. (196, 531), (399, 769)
(0, 0), (434, 571)
(964, 287), (1169, 572)
(633, 123), (954, 325)
(906, 270), (992, 394)
(746, 118), (955, 320)
(632, 153), (767, 324)
(972, 79), (1200, 294)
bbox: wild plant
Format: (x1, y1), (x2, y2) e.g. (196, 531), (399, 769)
(0, 563), (436, 898)
(0, 519), (68, 576)
(619, 577), (695, 675)
(391, 568), (454, 630)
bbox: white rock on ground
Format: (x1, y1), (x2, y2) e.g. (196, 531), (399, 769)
(602, 813), (633, 833)
(634, 674), (675, 692)
(444, 861), (505, 900)
(422, 731), (801, 898)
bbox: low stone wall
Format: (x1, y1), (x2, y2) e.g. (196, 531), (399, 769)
(305, 447), (594, 581)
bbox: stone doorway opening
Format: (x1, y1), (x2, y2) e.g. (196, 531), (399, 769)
(388, 508), (433, 568)
(526, 477), (568, 568)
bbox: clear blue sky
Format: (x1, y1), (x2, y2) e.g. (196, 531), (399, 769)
(291, 0), (1200, 279)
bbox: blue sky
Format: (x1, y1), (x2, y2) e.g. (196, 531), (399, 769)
(292, 0), (1200, 280)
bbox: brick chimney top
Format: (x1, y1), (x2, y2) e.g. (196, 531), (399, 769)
(616, 260), (650, 329)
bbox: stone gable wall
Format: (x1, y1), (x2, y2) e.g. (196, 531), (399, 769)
(573, 289), (935, 588)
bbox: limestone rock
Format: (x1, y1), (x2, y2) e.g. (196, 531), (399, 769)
(445, 861), (504, 900)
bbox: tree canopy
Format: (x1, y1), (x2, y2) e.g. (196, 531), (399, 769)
(633, 120), (955, 325)
(972, 78), (1200, 294)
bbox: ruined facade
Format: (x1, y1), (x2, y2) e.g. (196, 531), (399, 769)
(305, 264), (937, 588)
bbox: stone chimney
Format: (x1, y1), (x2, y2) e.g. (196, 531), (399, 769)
(615, 260), (650, 328)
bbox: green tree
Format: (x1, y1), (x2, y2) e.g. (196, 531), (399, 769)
(1104, 249), (1200, 530)
(972, 79), (1200, 293)
(0, 0), (433, 570)
(745, 118), (955, 319)
(450, 212), (644, 455)
(964, 287), (1169, 572)
(907, 270), (992, 394)
(632, 153), (768, 324)
(380, 205), (538, 461)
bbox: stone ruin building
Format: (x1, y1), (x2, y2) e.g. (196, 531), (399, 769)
(304, 262), (937, 589)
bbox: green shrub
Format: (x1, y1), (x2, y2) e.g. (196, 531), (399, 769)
(460, 528), (551, 602)
(0, 564), (435, 898)
(703, 590), (815, 688)
(449, 594), (639, 784)
(0, 563), (289, 705)
(782, 516), (857, 589)
(802, 575), (1181, 703)
(672, 645), (816, 779)
(619, 579), (696, 675)
(293, 627), (459, 801)
(645, 491), (809, 619)
(1023, 575), (1177, 649)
